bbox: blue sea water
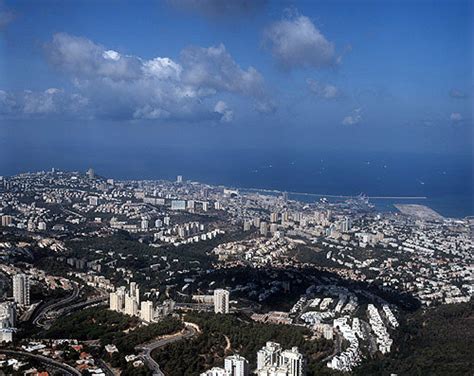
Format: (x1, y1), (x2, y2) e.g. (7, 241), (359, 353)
(1, 146), (472, 218)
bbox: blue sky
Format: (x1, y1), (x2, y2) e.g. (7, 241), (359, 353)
(0, 0), (472, 162)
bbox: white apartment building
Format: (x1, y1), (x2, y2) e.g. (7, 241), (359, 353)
(257, 342), (305, 376)
(224, 354), (249, 376)
(280, 347), (305, 376)
(0, 302), (16, 328)
(257, 342), (282, 370)
(13, 274), (30, 306)
(140, 300), (154, 323)
(109, 286), (126, 312)
(124, 294), (139, 316)
(214, 289), (230, 314)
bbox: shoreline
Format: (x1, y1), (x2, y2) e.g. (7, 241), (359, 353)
(241, 187), (428, 200)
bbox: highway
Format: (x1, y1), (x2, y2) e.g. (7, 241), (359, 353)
(54, 295), (108, 316)
(32, 282), (81, 328)
(31, 282), (108, 329)
(0, 349), (81, 376)
(135, 324), (198, 376)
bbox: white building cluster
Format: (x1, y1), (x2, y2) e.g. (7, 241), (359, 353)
(257, 342), (305, 376)
(327, 317), (361, 372)
(109, 282), (174, 322)
(367, 304), (392, 354)
(200, 355), (249, 376)
(200, 342), (305, 376)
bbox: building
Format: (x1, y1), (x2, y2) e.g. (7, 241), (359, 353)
(27, 221), (36, 232)
(158, 299), (175, 317)
(13, 274), (30, 306)
(86, 168), (95, 179)
(214, 289), (230, 314)
(171, 200), (186, 210)
(280, 347), (305, 376)
(0, 302), (16, 328)
(89, 196), (99, 206)
(200, 367), (227, 376)
(109, 288), (125, 312)
(224, 355), (249, 376)
(124, 295), (139, 316)
(140, 301), (154, 322)
(257, 342), (305, 376)
(260, 221), (268, 236)
(253, 217), (261, 227)
(177, 175), (183, 183)
(110, 283), (141, 317)
(129, 282), (140, 304)
(0, 328), (14, 343)
(1, 215), (12, 227)
(341, 217), (352, 232)
(256, 366), (289, 376)
(257, 342), (282, 370)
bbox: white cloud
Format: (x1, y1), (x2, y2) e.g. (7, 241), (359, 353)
(46, 33), (143, 81)
(143, 57), (182, 80)
(342, 108), (362, 125)
(103, 50), (121, 61)
(214, 100), (234, 122)
(180, 44), (265, 97)
(0, 90), (17, 114)
(0, 88), (89, 118)
(450, 112), (463, 122)
(263, 12), (338, 69)
(10, 32), (274, 122)
(307, 79), (340, 99)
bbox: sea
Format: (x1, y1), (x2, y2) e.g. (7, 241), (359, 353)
(1, 147), (472, 218)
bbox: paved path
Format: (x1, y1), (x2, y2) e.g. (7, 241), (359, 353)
(135, 324), (198, 376)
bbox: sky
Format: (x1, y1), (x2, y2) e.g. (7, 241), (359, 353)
(0, 0), (473, 174)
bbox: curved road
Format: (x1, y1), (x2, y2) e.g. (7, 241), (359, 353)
(0, 349), (81, 376)
(32, 283), (107, 330)
(135, 324), (198, 376)
(32, 282), (81, 327)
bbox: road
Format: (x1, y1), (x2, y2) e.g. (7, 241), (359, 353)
(135, 324), (198, 376)
(0, 349), (81, 376)
(32, 283), (107, 329)
(97, 358), (118, 376)
(54, 295), (108, 316)
(32, 282), (81, 328)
